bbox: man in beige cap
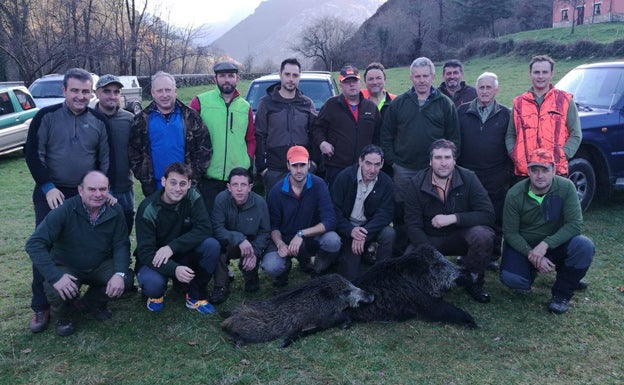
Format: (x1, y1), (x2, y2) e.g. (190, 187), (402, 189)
(500, 148), (594, 314)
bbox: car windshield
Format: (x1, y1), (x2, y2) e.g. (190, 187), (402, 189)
(246, 79), (333, 111)
(29, 80), (64, 98)
(556, 67), (624, 109)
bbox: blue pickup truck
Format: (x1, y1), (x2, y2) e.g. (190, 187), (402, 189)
(555, 61), (624, 211)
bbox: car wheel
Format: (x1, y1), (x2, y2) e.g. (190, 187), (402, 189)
(567, 157), (595, 212)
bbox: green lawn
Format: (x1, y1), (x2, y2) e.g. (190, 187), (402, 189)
(3, 52), (624, 384)
(499, 22), (624, 43)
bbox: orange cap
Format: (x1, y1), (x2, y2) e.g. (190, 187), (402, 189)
(286, 145), (309, 165)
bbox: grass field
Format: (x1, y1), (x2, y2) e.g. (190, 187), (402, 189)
(2, 52), (624, 384)
(500, 22), (624, 43)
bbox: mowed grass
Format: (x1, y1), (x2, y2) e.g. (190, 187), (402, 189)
(2, 53), (624, 384)
(500, 22), (624, 43)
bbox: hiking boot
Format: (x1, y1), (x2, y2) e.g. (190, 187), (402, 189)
(211, 286), (229, 305)
(243, 271), (260, 293)
(548, 296), (570, 314)
(185, 294), (215, 315)
(464, 272), (490, 303)
(29, 310), (50, 333)
(55, 319), (75, 337)
(146, 296), (164, 312)
(466, 283), (491, 303)
(92, 307), (112, 321)
(273, 259), (291, 287)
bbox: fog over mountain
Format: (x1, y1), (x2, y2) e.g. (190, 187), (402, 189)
(205, 0), (384, 70)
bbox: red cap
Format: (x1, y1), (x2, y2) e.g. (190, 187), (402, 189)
(287, 146), (309, 165)
(339, 65), (360, 82)
(527, 148), (555, 168)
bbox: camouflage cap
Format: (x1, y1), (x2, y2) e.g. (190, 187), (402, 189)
(96, 74), (123, 89)
(527, 148), (555, 168)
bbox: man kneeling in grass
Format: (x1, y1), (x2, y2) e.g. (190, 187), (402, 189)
(135, 162), (220, 314)
(26, 171), (130, 336)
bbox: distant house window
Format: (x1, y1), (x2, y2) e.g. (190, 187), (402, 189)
(562, 9), (569, 21)
(594, 3), (601, 16)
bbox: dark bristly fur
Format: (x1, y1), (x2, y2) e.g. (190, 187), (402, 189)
(348, 245), (478, 329)
(221, 274), (374, 347)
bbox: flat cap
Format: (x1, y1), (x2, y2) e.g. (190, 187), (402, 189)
(213, 61), (239, 74)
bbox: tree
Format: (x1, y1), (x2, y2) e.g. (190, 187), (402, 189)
(291, 16), (357, 71)
(557, 0), (587, 34)
(451, 0), (513, 38)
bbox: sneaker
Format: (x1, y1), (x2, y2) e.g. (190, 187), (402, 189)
(548, 296), (570, 314)
(185, 294), (215, 314)
(210, 286), (229, 305)
(29, 310), (50, 333)
(146, 296), (164, 312)
(55, 318), (75, 337)
(244, 277), (260, 293)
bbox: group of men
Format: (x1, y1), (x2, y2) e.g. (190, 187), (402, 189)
(23, 54), (594, 337)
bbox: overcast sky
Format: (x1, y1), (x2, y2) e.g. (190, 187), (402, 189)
(144, 0), (266, 27)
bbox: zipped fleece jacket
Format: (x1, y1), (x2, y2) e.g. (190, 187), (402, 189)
(25, 103), (110, 191)
(438, 81), (477, 107)
(25, 196), (130, 285)
(192, 89), (255, 181)
(503, 175), (582, 256)
(211, 190), (271, 257)
(381, 87), (460, 170)
(100, 104), (135, 193)
(255, 84), (317, 173)
(331, 164), (394, 241)
(404, 166), (494, 245)
(129, 100), (212, 196)
(135, 187), (213, 277)
(268, 173), (336, 240)
(312, 93), (381, 169)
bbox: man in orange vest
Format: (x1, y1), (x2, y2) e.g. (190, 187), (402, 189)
(506, 55), (582, 177)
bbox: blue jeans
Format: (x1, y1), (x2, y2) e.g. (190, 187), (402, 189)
(137, 238), (220, 300)
(261, 232), (341, 277)
(499, 235), (594, 300)
(110, 189), (135, 235)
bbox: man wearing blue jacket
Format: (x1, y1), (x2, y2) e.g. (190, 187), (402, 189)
(261, 146), (341, 287)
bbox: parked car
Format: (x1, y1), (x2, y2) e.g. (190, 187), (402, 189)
(555, 61), (624, 210)
(245, 71), (339, 119)
(28, 73), (100, 109)
(29, 73), (142, 113)
(0, 84), (39, 155)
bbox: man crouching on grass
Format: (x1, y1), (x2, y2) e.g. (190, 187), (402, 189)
(135, 162), (221, 314)
(500, 148), (594, 314)
(26, 171), (130, 336)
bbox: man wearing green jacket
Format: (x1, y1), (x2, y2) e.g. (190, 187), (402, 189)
(190, 61), (256, 212)
(26, 171), (130, 336)
(135, 162), (221, 314)
(500, 148), (594, 314)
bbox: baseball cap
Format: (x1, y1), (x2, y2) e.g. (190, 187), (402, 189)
(96, 74), (123, 89)
(213, 61), (239, 74)
(339, 65), (360, 82)
(527, 148), (555, 168)
(287, 146), (309, 165)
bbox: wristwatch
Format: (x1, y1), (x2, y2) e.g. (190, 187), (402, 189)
(115, 272), (126, 279)
(296, 230), (305, 238)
